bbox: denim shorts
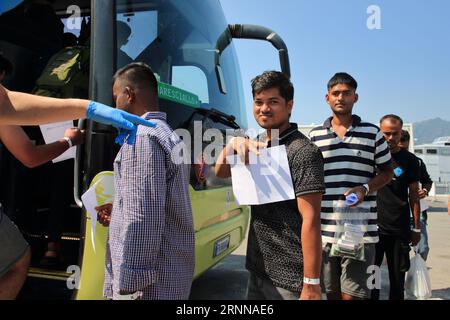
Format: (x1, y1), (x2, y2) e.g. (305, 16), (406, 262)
(0, 207), (29, 277)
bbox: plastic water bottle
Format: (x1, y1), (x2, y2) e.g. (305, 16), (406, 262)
(345, 193), (359, 206)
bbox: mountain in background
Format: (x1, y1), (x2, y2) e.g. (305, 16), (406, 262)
(413, 118), (450, 145)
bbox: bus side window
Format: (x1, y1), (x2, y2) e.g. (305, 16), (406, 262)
(172, 65), (209, 104)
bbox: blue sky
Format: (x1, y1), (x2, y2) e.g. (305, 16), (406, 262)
(220, 0), (450, 130)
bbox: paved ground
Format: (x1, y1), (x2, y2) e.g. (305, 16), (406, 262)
(190, 196), (450, 300)
(421, 197), (450, 299)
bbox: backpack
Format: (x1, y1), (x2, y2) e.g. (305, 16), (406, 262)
(23, 46), (89, 146)
(32, 45), (89, 98)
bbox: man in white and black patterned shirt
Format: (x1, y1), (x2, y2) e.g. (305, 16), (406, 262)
(309, 73), (393, 300)
(216, 71), (325, 300)
(97, 62), (194, 300)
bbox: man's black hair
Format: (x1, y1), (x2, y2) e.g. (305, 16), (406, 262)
(251, 70), (293, 102)
(0, 53), (13, 75)
(401, 129), (410, 142)
(113, 62), (158, 94)
(380, 114), (404, 127)
(327, 72), (358, 91)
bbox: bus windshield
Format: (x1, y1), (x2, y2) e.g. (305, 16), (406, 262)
(115, 0), (247, 130)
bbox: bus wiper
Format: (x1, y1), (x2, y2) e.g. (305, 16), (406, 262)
(192, 107), (240, 130)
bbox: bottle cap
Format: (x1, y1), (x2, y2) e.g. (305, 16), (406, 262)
(345, 193), (359, 206)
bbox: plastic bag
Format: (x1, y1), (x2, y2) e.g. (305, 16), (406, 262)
(405, 250), (432, 299)
(329, 200), (370, 261)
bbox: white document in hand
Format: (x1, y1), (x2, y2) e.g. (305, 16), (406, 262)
(226, 144), (295, 205)
(81, 181), (99, 253)
(420, 198), (429, 212)
(39, 121), (76, 163)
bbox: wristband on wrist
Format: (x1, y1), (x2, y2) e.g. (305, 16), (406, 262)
(362, 183), (370, 196)
(303, 277), (320, 285)
(63, 136), (73, 148)
(412, 228), (421, 233)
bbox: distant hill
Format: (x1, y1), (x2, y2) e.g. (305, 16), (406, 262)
(413, 118), (450, 145)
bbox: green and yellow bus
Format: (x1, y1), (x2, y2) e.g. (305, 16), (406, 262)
(0, 0), (290, 299)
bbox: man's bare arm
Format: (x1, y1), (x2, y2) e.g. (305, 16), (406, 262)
(345, 164), (393, 207)
(367, 164), (394, 193)
(0, 125), (83, 168)
(0, 85), (88, 125)
(215, 140), (233, 178)
(409, 181), (421, 246)
(297, 192), (323, 300)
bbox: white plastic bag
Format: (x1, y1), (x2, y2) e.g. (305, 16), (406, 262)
(405, 250), (432, 299)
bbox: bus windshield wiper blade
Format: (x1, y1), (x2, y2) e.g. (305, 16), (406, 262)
(193, 107), (240, 129)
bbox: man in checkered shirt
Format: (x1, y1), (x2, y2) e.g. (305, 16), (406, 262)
(97, 62), (195, 300)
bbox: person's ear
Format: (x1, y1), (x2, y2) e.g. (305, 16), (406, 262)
(287, 99), (293, 114)
(325, 93), (330, 103)
(354, 93), (359, 103)
(125, 86), (135, 104)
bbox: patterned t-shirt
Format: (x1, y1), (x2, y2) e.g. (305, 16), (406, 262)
(246, 123), (325, 292)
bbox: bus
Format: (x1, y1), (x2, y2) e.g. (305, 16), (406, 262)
(0, 0), (290, 299)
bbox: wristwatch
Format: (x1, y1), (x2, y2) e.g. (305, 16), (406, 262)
(362, 183), (370, 196)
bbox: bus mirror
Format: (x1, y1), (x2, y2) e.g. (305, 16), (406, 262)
(215, 24), (291, 81)
(215, 65), (227, 94)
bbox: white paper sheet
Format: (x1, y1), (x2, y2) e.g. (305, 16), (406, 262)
(226, 145), (295, 205)
(39, 121), (76, 163)
(420, 198), (429, 212)
(81, 181), (99, 253)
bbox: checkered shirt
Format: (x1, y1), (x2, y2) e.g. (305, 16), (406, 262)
(103, 111), (195, 300)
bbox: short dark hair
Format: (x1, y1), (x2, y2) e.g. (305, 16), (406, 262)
(401, 130), (410, 142)
(327, 72), (358, 91)
(380, 114), (403, 126)
(0, 53), (13, 76)
(113, 62), (158, 94)
(251, 71), (293, 102)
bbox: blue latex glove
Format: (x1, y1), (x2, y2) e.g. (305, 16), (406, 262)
(0, 0), (24, 14)
(86, 101), (156, 145)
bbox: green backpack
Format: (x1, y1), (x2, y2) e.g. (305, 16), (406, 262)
(33, 45), (90, 98)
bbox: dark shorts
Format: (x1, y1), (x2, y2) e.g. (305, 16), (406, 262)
(246, 272), (299, 300)
(0, 208), (29, 277)
(322, 243), (376, 299)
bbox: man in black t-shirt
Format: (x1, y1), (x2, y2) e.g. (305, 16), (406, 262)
(215, 71), (325, 300)
(372, 114), (421, 300)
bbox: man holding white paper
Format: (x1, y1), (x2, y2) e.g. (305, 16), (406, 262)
(216, 71), (325, 300)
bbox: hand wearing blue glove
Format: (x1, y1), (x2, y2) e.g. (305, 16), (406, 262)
(86, 101), (156, 145)
(0, 0), (24, 14)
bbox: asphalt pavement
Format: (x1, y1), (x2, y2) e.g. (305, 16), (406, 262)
(190, 196), (450, 300)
